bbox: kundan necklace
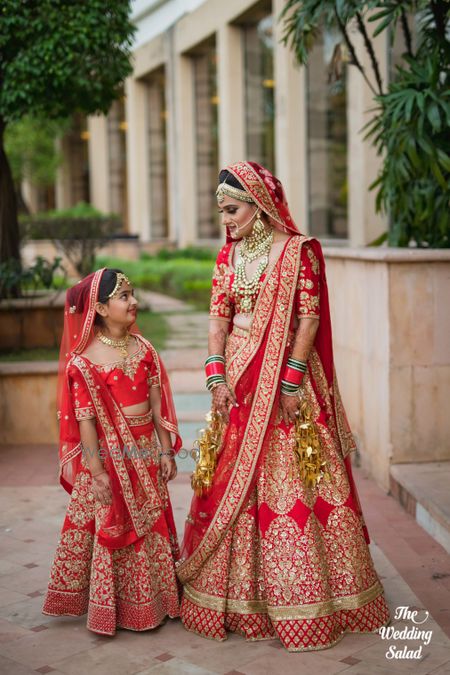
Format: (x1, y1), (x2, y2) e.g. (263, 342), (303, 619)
(97, 331), (131, 358)
(232, 217), (274, 313)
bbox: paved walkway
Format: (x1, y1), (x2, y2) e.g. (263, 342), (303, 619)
(1, 294), (449, 674)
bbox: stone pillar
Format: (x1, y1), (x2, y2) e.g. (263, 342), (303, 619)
(87, 115), (110, 214)
(125, 76), (151, 240)
(273, 0), (308, 232)
(173, 54), (196, 247)
(217, 24), (245, 168)
(347, 22), (389, 246)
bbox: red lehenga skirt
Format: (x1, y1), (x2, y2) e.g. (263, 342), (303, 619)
(43, 413), (180, 635)
(180, 328), (390, 651)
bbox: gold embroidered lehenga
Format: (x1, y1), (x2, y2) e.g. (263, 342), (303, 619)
(43, 270), (181, 635)
(176, 161), (390, 651)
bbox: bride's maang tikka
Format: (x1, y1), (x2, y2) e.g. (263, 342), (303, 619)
(107, 272), (131, 299)
(216, 176), (254, 204)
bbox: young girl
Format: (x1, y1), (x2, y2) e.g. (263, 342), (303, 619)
(43, 268), (181, 635)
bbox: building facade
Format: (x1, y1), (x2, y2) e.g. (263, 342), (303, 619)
(69, 0), (393, 249)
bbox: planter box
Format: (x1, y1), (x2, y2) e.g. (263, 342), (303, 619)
(0, 362), (59, 444)
(0, 291), (65, 351)
(324, 247), (450, 491)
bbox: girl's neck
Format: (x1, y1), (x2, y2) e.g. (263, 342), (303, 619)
(98, 324), (129, 340)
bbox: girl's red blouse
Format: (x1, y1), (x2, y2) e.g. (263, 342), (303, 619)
(67, 336), (160, 422)
(209, 239), (321, 320)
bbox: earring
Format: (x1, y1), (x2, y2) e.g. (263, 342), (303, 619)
(252, 211), (265, 238)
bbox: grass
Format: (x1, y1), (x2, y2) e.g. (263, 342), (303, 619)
(0, 311), (169, 362)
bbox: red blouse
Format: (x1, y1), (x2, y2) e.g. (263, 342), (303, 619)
(68, 336), (160, 422)
(209, 239), (321, 320)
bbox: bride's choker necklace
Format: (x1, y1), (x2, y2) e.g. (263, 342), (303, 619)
(240, 222), (274, 262)
(97, 331), (130, 358)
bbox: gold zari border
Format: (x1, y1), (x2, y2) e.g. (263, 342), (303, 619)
(184, 580), (384, 621)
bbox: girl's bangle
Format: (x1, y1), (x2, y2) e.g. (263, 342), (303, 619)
(91, 469), (107, 478)
(159, 449), (175, 458)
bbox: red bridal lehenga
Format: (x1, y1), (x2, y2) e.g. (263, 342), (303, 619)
(177, 162), (390, 652)
(43, 270), (181, 635)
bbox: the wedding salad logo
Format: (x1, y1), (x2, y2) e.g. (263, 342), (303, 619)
(379, 606), (432, 660)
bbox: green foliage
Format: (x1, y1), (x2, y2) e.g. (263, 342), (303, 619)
(4, 115), (68, 186)
(0, 310), (168, 360)
(0, 1), (135, 122)
(282, 0), (450, 247)
(142, 246), (217, 262)
(21, 203), (122, 276)
(97, 254), (216, 310)
(365, 53), (450, 247)
(0, 256), (65, 299)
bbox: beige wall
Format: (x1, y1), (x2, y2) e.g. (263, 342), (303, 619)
(0, 368), (58, 445)
(325, 249), (450, 490)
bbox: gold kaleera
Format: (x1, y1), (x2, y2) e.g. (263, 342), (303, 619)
(292, 398), (331, 488)
(191, 410), (223, 496)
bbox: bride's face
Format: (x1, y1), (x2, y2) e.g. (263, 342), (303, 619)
(218, 195), (259, 239)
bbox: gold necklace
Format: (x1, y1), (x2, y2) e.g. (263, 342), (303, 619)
(232, 220), (274, 312)
(97, 332), (130, 358)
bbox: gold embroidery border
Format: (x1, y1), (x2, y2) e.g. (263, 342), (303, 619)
(72, 355), (162, 539)
(177, 237), (303, 584)
(184, 580), (384, 620)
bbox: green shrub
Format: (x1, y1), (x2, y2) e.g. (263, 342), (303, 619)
(97, 254), (215, 309)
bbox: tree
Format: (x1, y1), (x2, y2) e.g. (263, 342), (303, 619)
(0, 0), (135, 293)
(282, 1), (450, 247)
(5, 115), (68, 213)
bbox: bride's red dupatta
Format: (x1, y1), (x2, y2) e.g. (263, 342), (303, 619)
(57, 270), (181, 550)
(178, 162), (359, 584)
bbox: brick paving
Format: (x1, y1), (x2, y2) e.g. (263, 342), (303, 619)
(1, 299), (449, 674)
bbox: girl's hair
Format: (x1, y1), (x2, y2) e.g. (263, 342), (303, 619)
(95, 268), (123, 325)
(218, 169), (245, 190)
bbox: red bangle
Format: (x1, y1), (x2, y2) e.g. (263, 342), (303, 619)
(283, 365), (305, 385)
(205, 361), (225, 377)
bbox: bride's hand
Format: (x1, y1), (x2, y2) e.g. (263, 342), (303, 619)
(212, 383), (237, 424)
(280, 393), (300, 426)
(91, 471), (112, 506)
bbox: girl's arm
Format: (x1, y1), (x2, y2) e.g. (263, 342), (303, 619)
(150, 385), (177, 482)
(78, 418), (112, 505)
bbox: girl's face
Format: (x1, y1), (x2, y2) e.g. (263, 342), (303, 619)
(95, 282), (138, 329)
(218, 195), (260, 239)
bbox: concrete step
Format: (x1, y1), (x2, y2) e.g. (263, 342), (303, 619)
(390, 461), (450, 555)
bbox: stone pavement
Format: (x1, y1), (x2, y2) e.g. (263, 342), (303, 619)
(1, 296), (450, 674)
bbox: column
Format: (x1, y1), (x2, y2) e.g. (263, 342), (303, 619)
(217, 24), (245, 168)
(273, 0), (308, 232)
(173, 54), (196, 247)
(87, 115), (109, 214)
(347, 21), (389, 246)
(125, 76), (151, 240)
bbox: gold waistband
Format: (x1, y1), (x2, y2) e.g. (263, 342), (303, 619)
(124, 410), (153, 426)
(231, 325), (250, 338)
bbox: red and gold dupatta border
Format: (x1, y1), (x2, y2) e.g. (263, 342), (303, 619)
(227, 162), (283, 226)
(227, 235), (308, 390)
(69, 355), (163, 541)
(135, 335), (179, 439)
(177, 236), (303, 584)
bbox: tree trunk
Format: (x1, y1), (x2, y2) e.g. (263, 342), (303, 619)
(0, 116), (21, 297)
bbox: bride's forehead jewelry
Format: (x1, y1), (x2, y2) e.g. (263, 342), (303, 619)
(216, 181), (254, 204)
(107, 272), (131, 299)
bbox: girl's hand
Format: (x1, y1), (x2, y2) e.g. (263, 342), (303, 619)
(280, 393), (300, 426)
(91, 471), (112, 505)
(160, 455), (177, 482)
(211, 383), (237, 424)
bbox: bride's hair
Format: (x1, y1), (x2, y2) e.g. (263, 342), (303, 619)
(218, 169), (245, 191)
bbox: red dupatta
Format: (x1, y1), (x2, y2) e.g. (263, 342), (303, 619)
(57, 270), (181, 549)
(177, 162), (349, 583)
